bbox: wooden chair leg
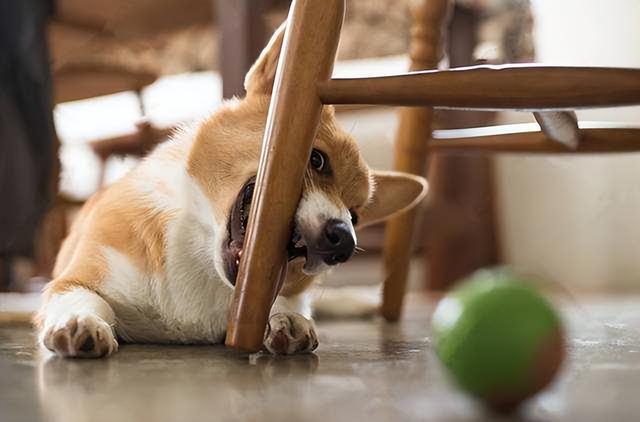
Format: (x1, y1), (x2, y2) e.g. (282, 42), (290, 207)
(381, 0), (451, 321)
(225, 0), (345, 352)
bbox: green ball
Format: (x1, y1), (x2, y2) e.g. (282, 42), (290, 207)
(432, 268), (565, 412)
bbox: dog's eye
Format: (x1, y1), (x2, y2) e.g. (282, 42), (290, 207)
(350, 209), (359, 226)
(310, 149), (327, 172)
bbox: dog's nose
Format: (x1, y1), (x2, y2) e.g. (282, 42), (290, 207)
(319, 219), (355, 265)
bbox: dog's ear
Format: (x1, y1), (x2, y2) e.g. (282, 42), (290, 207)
(244, 22), (286, 95)
(357, 171), (428, 229)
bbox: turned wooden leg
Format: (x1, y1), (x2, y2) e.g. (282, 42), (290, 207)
(225, 0), (345, 352)
(381, 0), (451, 321)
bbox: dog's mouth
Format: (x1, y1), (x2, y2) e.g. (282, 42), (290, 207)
(223, 177), (307, 286)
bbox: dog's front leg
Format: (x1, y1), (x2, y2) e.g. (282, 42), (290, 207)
(263, 293), (318, 355)
(38, 287), (118, 358)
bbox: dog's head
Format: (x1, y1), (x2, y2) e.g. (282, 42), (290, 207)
(188, 25), (427, 288)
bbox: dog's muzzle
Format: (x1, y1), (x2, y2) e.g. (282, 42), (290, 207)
(309, 219), (355, 266)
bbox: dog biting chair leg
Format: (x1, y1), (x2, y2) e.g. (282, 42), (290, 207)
(225, 0), (345, 353)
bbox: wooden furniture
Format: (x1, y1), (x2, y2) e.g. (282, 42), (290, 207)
(225, 0), (640, 352)
(385, 0), (502, 316)
(419, 2), (501, 295)
(381, 0), (450, 320)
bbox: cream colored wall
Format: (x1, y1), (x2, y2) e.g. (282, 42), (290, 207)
(496, 0), (640, 290)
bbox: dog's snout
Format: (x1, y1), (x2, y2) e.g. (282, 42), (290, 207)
(319, 219), (355, 265)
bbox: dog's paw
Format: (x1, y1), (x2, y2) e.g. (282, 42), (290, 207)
(264, 313), (319, 355)
(42, 314), (118, 358)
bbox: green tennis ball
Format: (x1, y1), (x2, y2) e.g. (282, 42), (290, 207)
(432, 268), (564, 412)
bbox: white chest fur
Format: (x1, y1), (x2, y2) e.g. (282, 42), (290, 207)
(99, 136), (233, 344)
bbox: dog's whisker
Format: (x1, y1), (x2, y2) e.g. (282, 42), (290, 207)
(349, 119), (358, 134)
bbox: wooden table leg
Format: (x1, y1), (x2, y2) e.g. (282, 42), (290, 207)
(424, 153), (499, 290)
(225, 0), (345, 352)
(381, 0), (451, 321)
(424, 4), (499, 291)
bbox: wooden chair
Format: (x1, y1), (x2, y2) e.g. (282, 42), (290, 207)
(225, 0), (640, 352)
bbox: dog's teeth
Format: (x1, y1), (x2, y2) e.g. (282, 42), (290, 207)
(235, 259), (240, 266)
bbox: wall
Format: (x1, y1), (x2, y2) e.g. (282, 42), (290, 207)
(496, 0), (640, 290)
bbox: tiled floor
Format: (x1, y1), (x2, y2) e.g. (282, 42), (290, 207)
(2, 294), (640, 422)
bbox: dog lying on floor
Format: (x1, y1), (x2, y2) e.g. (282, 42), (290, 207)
(36, 25), (427, 357)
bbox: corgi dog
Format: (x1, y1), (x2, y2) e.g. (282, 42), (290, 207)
(36, 24), (427, 357)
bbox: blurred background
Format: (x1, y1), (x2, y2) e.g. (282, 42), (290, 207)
(1, 0), (639, 298)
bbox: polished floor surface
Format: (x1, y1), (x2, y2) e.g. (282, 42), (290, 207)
(2, 294), (640, 422)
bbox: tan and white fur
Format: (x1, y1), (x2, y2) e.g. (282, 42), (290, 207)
(36, 25), (427, 357)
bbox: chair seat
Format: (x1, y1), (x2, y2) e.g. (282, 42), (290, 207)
(54, 0), (213, 38)
(54, 65), (157, 103)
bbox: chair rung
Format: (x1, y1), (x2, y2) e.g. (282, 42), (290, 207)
(318, 64), (640, 110)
